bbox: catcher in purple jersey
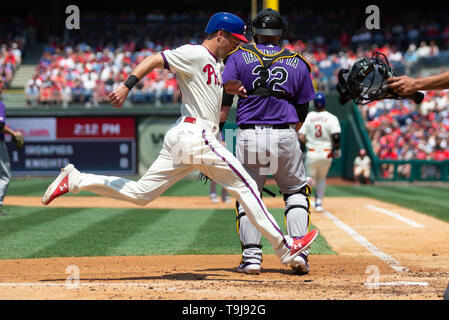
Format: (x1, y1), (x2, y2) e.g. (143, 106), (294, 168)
(221, 8), (316, 275)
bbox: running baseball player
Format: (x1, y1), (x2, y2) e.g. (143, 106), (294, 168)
(42, 12), (318, 269)
(220, 8), (315, 275)
(0, 80), (24, 216)
(298, 92), (341, 212)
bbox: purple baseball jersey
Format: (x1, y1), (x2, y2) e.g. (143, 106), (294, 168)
(222, 43), (315, 125)
(0, 101), (5, 141)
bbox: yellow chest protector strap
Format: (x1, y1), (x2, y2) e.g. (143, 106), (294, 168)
(237, 44), (311, 100)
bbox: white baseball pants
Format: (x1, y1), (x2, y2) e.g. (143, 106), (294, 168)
(69, 117), (294, 262)
(305, 149), (332, 200)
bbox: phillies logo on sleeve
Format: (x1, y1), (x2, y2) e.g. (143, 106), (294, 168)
(202, 64), (221, 86)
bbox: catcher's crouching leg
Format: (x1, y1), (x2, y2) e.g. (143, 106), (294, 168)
(235, 201), (262, 274)
(283, 186), (312, 275)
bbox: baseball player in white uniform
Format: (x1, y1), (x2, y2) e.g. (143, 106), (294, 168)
(298, 92), (341, 212)
(42, 12), (318, 268)
(353, 149), (371, 185)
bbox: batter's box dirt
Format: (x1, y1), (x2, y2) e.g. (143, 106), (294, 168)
(1, 196), (448, 299)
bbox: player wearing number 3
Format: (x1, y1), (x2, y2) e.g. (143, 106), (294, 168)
(41, 12), (318, 269)
(298, 92), (341, 212)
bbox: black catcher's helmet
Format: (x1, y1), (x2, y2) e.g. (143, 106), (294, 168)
(249, 8), (288, 42)
(336, 51), (425, 105)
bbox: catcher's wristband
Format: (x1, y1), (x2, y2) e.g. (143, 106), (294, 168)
(124, 75), (140, 90)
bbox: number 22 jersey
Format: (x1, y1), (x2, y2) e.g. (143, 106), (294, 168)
(221, 43), (315, 126)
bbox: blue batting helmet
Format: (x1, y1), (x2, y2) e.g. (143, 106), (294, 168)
(205, 12), (249, 42)
(314, 92), (326, 108)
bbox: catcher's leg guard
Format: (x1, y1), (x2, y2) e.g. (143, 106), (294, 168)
(283, 186), (312, 271)
(235, 201), (263, 267)
(283, 186), (311, 238)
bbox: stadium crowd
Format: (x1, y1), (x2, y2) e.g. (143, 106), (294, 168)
(362, 90), (449, 178)
(0, 42), (23, 89)
(19, 8), (449, 107)
(25, 46), (180, 107)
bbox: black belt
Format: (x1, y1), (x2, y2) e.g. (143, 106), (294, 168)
(239, 124), (291, 130)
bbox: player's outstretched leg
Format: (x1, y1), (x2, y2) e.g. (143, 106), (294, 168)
(42, 154), (193, 206)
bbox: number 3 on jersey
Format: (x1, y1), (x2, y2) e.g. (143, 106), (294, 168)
(314, 124), (322, 138)
(252, 66), (288, 92)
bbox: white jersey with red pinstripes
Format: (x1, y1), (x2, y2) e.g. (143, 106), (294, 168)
(299, 110), (341, 151)
(161, 44), (224, 127)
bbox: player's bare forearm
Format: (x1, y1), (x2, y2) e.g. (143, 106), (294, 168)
(3, 125), (18, 137)
(295, 122), (303, 132)
(414, 70), (449, 90)
(387, 70), (449, 94)
(109, 54), (165, 109)
(224, 80), (247, 97)
(298, 133), (306, 144)
(220, 105), (231, 123)
(131, 53), (165, 80)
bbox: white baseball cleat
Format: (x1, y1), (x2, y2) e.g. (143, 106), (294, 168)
(42, 164), (76, 205)
(237, 262), (261, 274)
(291, 253), (310, 275)
(315, 205), (324, 212)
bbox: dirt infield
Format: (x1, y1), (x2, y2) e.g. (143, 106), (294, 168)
(1, 196), (449, 300)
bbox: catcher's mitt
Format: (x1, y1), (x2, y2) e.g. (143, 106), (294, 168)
(12, 132), (24, 149)
(336, 51), (424, 105)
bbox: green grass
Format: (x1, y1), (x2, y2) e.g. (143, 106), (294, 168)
(0, 206), (333, 259)
(323, 184), (449, 223)
(3, 177), (448, 260)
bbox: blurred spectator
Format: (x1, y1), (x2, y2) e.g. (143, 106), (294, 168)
(25, 76), (40, 106)
(363, 90), (449, 174)
(417, 41), (431, 58)
(71, 79), (85, 104)
(353, 149), (371, 185)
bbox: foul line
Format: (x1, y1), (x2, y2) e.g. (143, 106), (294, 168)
(365, 205), (425, 228)
(367, 281), (428, 288)
(322, 209), (409, 273)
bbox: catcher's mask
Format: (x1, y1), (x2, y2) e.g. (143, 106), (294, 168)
(248, 8), (288, 43)
(336, 51), (424, 105)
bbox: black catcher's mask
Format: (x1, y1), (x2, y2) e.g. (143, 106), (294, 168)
(336, 51), (424, 105)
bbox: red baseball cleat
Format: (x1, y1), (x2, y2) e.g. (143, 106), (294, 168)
(42, 164), (75, 205)
(287, 229), (318, 263)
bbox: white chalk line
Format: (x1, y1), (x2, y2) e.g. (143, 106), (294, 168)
(367, 281), (429, 288)
(365, 204), (425, 228)
(322, 209), (409, 273)
(354, 226), (417, 229)
(0, 282), (149, 287)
